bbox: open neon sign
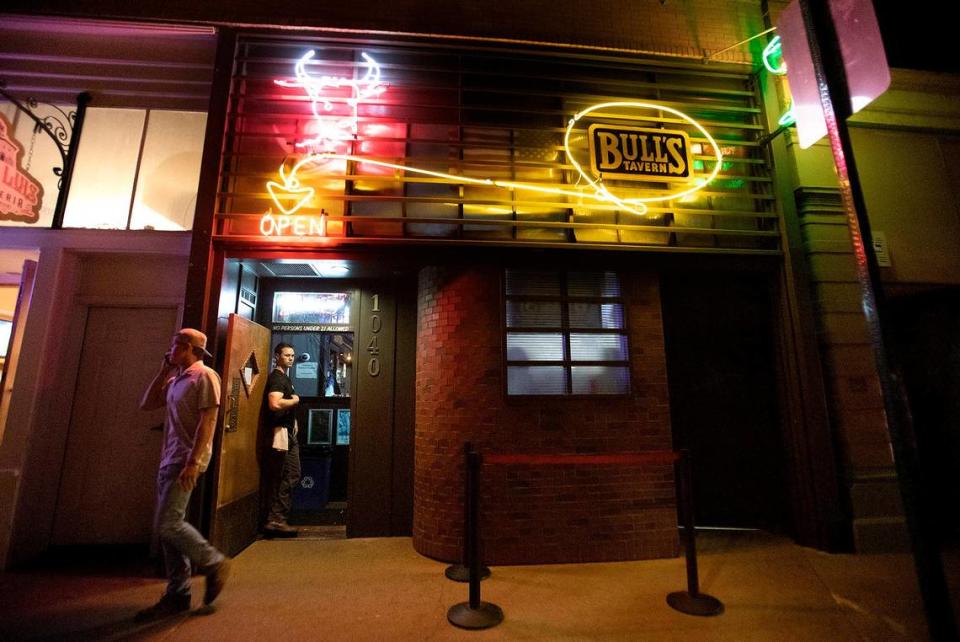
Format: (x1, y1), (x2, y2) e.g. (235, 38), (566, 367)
(263, 51), (724, 235)
(260, 211), (327, 237)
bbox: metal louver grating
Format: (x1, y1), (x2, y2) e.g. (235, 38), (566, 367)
(216, 36), (780, 255)
(261, 262), (321, 277)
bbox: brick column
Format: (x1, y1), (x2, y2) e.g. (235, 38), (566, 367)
(796, 187), (907, 552)
(413, 264), (678, 564)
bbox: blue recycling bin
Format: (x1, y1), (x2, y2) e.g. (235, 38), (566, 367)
(292, 455), (331, 510)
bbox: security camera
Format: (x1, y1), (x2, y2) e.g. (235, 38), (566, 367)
(299, 353), (310, 362)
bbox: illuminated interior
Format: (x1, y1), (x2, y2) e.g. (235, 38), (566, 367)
(61, 108), (206, 230)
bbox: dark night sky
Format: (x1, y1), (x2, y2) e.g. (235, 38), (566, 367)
(874, 1), (958, 73)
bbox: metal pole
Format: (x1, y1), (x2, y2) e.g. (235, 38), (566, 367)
(667, 450), (723, 616)
(797, 2), (956, 639)
(680, 453), (700, 596)
(446, 441), (490, 582)
(705, 26), (778, 60)
(447, 448), (503, 630)
(51, 92), (91, 229)
(467, 449), (481, 609)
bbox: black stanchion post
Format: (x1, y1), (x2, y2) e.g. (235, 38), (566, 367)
(681, 452), (700, 597)
(667, 450), (724, 616)
(467, 449), (482, 609)
(447, 449), (503, 630)
(446, 442), (491, 583)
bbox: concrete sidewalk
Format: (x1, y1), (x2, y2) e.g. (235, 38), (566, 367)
(0, 530), (935, 640)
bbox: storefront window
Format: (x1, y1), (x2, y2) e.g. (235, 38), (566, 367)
(62, 109), (144, 228)
(61, 108), (206, 230)
(128, 111), (207, 230)
(505, 269), (630, 395)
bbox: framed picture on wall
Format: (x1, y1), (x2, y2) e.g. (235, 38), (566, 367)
(307, 409), (333, 445)
(336, 409), (351, 445)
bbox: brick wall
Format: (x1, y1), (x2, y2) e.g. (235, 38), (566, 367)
(413, 264), (677, 565)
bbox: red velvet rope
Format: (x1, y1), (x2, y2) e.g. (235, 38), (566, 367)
(483, 451), (681, 466)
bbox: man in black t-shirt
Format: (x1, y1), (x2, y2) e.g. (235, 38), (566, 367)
(263, 342), (301, 536)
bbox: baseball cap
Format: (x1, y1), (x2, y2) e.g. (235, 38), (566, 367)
(174, 328), (213, 358)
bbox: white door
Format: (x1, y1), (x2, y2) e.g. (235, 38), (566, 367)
(51, 306), (179, 545)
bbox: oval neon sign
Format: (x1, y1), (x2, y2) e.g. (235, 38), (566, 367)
(564, 102), (724, 216)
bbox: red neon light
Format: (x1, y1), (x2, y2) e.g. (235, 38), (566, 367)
(260, 211), (327, 237)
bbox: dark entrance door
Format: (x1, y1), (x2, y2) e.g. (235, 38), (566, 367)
(270, 321), (354, 526)
(661, 271), (790, 533)
(255, 271), (416, 537)
(887, 289), (960, 544)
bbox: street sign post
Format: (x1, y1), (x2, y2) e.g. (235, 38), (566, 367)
(777, 0), (890, 148)
(778, 1), (957, 638)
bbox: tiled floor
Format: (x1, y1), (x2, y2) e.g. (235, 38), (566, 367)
(0, 530), (947, 640)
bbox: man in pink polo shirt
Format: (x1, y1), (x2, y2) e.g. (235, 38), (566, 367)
(136, 328), (231, 621)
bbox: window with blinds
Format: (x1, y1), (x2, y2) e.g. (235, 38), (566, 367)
(505, 269), (630, 395)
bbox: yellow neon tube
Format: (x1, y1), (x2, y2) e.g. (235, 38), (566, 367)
(564, 102), (723, 209)
(268, 153), (653, 216)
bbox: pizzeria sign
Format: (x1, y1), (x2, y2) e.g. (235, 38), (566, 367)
(0, 112), (44, 224)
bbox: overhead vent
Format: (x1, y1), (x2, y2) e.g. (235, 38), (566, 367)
(0, 16), (216, 110)
(260, 262), (320, 277)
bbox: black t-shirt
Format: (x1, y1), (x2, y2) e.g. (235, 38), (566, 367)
(265, 369), (296, 429)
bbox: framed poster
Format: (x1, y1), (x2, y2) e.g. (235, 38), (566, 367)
(336, 409), (351, 445)
(307, 409), (333, 445)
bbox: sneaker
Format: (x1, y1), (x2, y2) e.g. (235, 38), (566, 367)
(203, 557), (232, 606)
(264, 520), (298, 535)
(134, 592), (191, 622)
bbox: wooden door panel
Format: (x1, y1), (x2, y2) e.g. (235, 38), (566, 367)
(210, 313), (270, 556)
(52, 306), (177, 545)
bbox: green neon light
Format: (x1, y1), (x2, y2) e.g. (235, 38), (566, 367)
(762, 35), (787, 76)
(778, 104), (796, 127)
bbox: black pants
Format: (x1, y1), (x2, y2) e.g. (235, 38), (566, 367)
(265, 432), (301, 524)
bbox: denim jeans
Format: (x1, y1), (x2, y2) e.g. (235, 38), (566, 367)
(155, 463), (225, 596)
(266, 433), (301, 524)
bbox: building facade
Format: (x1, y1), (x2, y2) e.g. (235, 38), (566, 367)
(1, 1), (958, 569)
